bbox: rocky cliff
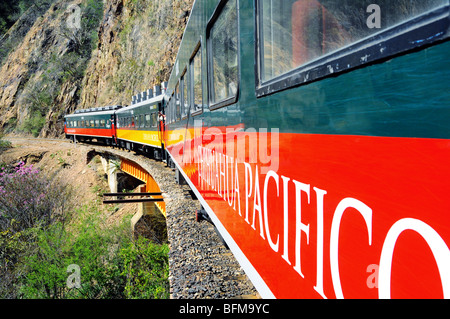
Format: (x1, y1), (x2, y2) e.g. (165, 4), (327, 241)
(0, 0), (193, 138)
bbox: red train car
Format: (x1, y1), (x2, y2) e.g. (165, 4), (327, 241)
(64, 106), (121, 145)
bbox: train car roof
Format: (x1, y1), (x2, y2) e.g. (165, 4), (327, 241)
(115, 94), (164, 114)
(64, 109), (118, 118)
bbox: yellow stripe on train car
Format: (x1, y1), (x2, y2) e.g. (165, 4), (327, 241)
(117, 129), (161, 147)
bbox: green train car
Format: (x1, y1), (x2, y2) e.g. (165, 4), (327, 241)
(115, 92), (164, 159)
(64, 105), (122, 144)
(163, 0), (450, 299)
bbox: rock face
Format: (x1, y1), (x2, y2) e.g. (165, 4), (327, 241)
(0, 0), (192, 137)
(80, 0), (192, 108)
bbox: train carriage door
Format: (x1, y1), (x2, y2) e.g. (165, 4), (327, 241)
(110, 114), (116, 140)
(158, 102), (166, 149)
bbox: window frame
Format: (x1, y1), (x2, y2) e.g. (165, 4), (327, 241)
(206, 0), (240, 111)
(175, 81), (181, 121)
(151, 112), (158, 128)
(190, 41), (204, 116)
(255, 1), (450, 97)
(180, 67), (189, 119)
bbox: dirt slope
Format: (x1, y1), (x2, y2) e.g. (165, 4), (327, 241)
(0, 137), (138, 226)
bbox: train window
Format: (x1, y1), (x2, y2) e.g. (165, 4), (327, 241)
(145, 114), (151, 127)
(151, 113), (157, 127)
(95, 120), (100, 127)
(256, 0), (449, 96)
(171, 94), (176, 123)
(100, 119), (105, 127)
(181, 70), (189, 118)
(167, 97), (172, 123)
(175, 82), (181, 121)
(207, 0), (239, 109)
(190, 44), (203, 115)
(139, 115), (144, 128)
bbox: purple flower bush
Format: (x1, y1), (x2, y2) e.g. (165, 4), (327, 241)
(0, 161), (68, 233)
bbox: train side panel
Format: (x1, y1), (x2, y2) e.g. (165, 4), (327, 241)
(164, 0), (450, 299)
(64, 111), (116, 143)
(115, 96), (164, 153)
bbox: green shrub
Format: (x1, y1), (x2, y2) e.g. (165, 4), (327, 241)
(18, 206), (169, 299)
(0, 160), (170, 299)
(120, 236), (170, 299)
(0, 134), (11, 152)
(19, 207), (125, 299)
(0, 161), (70, 298)
(20, 112), (45, 137)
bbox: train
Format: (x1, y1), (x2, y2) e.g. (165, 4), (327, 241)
(65, 0), (450, 299)
(64, 88), (165, 159)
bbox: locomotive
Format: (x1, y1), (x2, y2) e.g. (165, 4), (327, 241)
(65, 0), (450, 299)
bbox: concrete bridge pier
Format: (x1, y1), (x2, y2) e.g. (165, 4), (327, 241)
(96, 153), (167, 242)
(99, 156), (120, 194)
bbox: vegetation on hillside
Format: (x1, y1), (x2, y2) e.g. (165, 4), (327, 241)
(0, 135), (11, 153)
(0, 0), (57, 65)
(19, 0), (104, 137)
(0, 0), (51, 34)
(0, 161), (169, 299)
